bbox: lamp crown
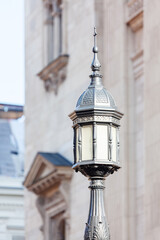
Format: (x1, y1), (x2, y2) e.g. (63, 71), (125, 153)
(75, 27), (118, 112)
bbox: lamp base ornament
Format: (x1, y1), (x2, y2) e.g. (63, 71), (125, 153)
(84, 177), (110, 240)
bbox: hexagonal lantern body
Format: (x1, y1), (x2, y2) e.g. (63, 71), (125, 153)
(69, 76), (123, 178)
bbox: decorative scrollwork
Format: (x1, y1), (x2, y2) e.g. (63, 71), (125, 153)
(73, 116), (120, 126)
(84, 223), (92, 240)
(84, 221), (110, 240)
(93, 222), (110, 240)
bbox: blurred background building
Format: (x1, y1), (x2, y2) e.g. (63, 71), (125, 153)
(0, 104), (24, 240)
(24, 0), (160, 240)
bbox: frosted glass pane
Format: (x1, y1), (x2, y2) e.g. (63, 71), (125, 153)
(97, 125), (108, 160)
(76, 128), (79, 162)
(82, 125), (93, 161)
(112, 126), (117, 162)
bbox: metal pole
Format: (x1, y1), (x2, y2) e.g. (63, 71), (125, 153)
(84, 177), (110, 240)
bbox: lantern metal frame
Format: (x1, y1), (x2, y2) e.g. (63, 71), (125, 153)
(69, 107), (123, 178)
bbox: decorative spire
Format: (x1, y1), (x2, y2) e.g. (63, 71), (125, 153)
(91, 27), (101, 74)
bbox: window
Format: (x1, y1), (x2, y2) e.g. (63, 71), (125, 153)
(50, 212), (66, 240)
(44, 0), (63, 63)
(38, 0), (68, 93)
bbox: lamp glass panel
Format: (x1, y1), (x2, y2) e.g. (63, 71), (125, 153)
(82, 125), (93, 161)
(112, 126), (117, 162)
(97, 125), (108, 161)
(76, 127), (79, 162)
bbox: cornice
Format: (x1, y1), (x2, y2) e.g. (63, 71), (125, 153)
(27, 168), (72, 196)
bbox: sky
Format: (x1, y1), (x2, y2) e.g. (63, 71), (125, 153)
(0, 0), (24, 105)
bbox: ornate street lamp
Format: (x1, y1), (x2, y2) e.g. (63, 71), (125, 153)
(69, 27), (123, 240)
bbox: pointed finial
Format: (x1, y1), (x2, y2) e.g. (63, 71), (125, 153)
(91, 27), (101, 73)
(93, 27), (97, 50)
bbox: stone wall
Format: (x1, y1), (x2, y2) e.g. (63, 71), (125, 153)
(25, 0), (160, 239)
(144, 0), (160, 239)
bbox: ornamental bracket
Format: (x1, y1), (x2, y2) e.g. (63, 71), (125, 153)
(37, 54), (69, 95)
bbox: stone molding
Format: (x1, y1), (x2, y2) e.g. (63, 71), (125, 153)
(38, 54), (69, 94)
(131, 49), (144, 80)
(126, 0), (144, 80)
(126, 0), (143, 32)
(43, 0), (63, 12)
(36, 188), (70, 239)
(44, 196), (69, 240)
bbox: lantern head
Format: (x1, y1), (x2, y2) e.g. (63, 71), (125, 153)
(69, 28), (123, 178)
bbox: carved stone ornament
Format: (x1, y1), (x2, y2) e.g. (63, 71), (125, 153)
(38, 54), (69, 94)
(126, 0), (143, 32)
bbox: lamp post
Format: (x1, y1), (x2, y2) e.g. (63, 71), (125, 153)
(69, 27), (123, 240)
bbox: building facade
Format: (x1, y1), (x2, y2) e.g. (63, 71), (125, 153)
(24, 0), (160, 240)
(0, 104), (24, 240)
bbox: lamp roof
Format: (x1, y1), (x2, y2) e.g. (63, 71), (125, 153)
(76, 27), (117, 112)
